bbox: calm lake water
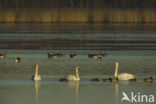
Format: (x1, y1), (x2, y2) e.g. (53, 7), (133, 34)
(0, 23), (156, 104)
(0, 50), (156, 104)
(0, 23), (156, 34)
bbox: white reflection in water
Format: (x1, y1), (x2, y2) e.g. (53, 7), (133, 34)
(33, 80), (40, 102)
(66, 81), (79, 97)
(0, 50), (156, 104)
(115, 82), (119, 103)
(75, 81), (79, 97)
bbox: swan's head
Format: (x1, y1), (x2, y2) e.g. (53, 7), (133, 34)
(114, 62), (118, 66)
(76, 66), (80, 70)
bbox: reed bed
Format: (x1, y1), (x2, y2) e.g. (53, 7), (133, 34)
(0, 9), (155, 23)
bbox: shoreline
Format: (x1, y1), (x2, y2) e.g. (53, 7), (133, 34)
(0, 23), (156, 34)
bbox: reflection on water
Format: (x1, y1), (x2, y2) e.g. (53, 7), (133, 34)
(32, 76), (80, 104)
(34, 80), (40, 102)
(0, 22), (156, 104)
(0, 80), (156, 104)
(115, 82), (119, 96)
(0, 50), (156, 104)
(115, 82), (119, 103)
(75, 81), (79, 97)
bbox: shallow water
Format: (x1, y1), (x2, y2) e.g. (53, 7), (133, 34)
(0, 50), (156, 104)
(0, 80), (156, 104)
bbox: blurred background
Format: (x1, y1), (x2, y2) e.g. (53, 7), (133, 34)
(0, 0), (156, 50)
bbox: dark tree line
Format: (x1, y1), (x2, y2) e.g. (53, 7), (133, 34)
(0, 0), (156, 9)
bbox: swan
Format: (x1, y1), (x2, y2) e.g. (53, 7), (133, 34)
(103, 78), (112, 82)
(114, 62), (135, 80)
(59, 66), (80, 81)
(32, 64), (41, 80)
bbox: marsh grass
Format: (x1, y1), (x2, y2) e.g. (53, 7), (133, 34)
(0, 9), (155, 23)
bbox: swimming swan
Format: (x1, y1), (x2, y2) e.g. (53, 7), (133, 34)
(32, 64), (41, 80)
(114, 62), (135, 80)
(59, 66), (80, 81)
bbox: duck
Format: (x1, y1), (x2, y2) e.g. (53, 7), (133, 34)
(0, 53), (8, 58)
(103, 78), (118, 82)
(90, 78), (100, 81)
(110, 78), (118, 82)
(15, 57), (21, 63)
(47, 53), (58, 58)
(103, 78), (112, 82)
(57, 53), (67, 57)
(88, 54), (97, 58)
(69, 53), (77, 58)
(99, 53), (108, 57)
(97, 56), (102, 61)
(144, 77), (153, 83)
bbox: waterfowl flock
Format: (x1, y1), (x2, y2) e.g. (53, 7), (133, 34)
(47, 53), (67, 58)
(37, 62), (154, 83)
(0, 52), (154, 83)
(47, 52), (107, 61)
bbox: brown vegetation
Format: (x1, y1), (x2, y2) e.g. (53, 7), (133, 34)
(0, 9), (156, 23)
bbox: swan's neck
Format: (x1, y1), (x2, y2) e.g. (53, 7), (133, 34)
(114, 64), (118, 78)
(35, 66), (38, 77)
(75, 67), (80, 80)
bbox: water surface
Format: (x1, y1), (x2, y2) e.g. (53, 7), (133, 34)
(0, 50), (156, 104)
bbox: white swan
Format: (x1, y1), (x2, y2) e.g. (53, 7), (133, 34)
(32, 64), (41, 80)
(114, 62), (135, 80)
(59, 66), (80, 81)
